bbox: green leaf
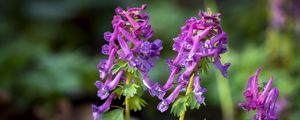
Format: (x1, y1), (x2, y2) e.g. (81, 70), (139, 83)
(127, 96), (148, 112)
(171, 93), (201, 117)
(112, 61), (128, 75)
(199, 57), (210, 74)
(186, 92), (200, 109)
(132, 74), (144, 96)
(171, 96), (187, 117)
(102, 108), (124, 120)
(113, 87), (123, 99)
(123, 83), (139, 97)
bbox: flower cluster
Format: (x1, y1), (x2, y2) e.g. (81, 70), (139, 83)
(93, 4), (162, 120)
(239, 68), (280, 120)
(151, 10), (230, 112)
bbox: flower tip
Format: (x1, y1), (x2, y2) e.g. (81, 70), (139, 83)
(141, 4), (147, 9)
(157, 101), (169, 112)
(92, 105), (100, 120)
(115, 7), (124, 15)
(100, 73), (106, 80)
(96, 82), (109, 99)
(149, 83), (166, 99)
(104, 32), (112, 41)
(97, 89), (109, 100)
(256, 67), (262, 74)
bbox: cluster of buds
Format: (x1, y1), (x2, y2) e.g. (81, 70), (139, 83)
(93, 4), (162, 120)
(239, 68), (279, 120)
(150, 10), (231, 112)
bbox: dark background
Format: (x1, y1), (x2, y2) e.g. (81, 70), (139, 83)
(0, 0), (299, 120)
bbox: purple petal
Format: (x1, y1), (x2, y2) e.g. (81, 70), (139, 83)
(157, 100), (169, 112)
(95, 81), (109, 100)
(104, 32), (112, 41)
(92, 94), (116, 120)
(107, 70), (124, 91)
(101, 44), (110, 55)
(119, 27), (141, 47)
(193, 74), (206, 104)
(163, 67), (180, 90)
(149, 82), (165, 99)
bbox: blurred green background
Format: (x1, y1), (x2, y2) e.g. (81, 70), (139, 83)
(0, 0), (299, 120)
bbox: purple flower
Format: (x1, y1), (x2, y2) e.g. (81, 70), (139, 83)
(97, 59), (107, 79)
(157, 83), (185, 112)
(96, 70), (124, 100)
(193, 74), (206, 104)
(101, 44), (110, 55)
(104, 32), (113, 41)
(98, 3), (163, 91)
(152, 10), (230, 103)
(92, 93), (116, 120)
(149, 82), (165, 99)
(239, 68), (280, 120)
(94, 4), (163, 117)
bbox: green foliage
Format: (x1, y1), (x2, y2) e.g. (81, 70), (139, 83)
(113, 87), (123, 99)
(199, 57), (211, 74)
(171, 96), (187, 117)
(186, 92), (200, 109)
(102, 108), (124, 120)
(112, 61), (128, 75)
(126, 96), (148, 112)
(171, 92), (201, 117)
(123, 83), (139, 97)
(131, 74), (144, 96)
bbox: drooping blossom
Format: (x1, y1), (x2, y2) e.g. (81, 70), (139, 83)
(93, 4), (162, 118)
(155, 10), (230, 112)
(239, 68), (280, 120)
(92, 93), (116, 120)
(97, 4), (162, 88)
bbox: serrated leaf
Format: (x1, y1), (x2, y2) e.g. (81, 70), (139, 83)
(126, 96), (148, 112)
(102, 109), (124, 120)
(199, 57), (210, 74)
(113, 87), (123, 99)
(186, 92), (200, 109)
(132, 74), (144, 96)
(136, 84), (143, 96)
(123, 83), (139, 97)
(171, 96), (187, 117)
(112, 62), (128, 75)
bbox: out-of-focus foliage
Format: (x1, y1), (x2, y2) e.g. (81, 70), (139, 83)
(0, 0), (299, 120)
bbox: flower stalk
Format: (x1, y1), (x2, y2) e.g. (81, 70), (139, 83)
(93, 4), (162, 120)
(125, 73), (131, 120)
(179, 73), (195, 120)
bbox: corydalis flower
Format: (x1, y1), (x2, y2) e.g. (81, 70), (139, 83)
(94, 4), (162, 119)
(157, 83), (185, 112)
(239, 68), (280, 120)
(92, 93), (115, 120)
(96, 70), (124, 100)
(98, 4), (162, 88)
(155, 10), (230, 112)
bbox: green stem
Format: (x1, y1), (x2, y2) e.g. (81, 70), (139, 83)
(179, 73), (195, 120)
(125, 73), (131, 120)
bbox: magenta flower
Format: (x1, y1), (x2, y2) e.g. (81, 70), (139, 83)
(239, 68), (280, 120)
(155, 10), (230, 112)
(93, 4), (162, 119)
(157, 83), (186, 112)
(193, 74), (206, 104)
(97, 4), (162, 87)
(92, 93), (116, 120)
(96, 70), (124, 100)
